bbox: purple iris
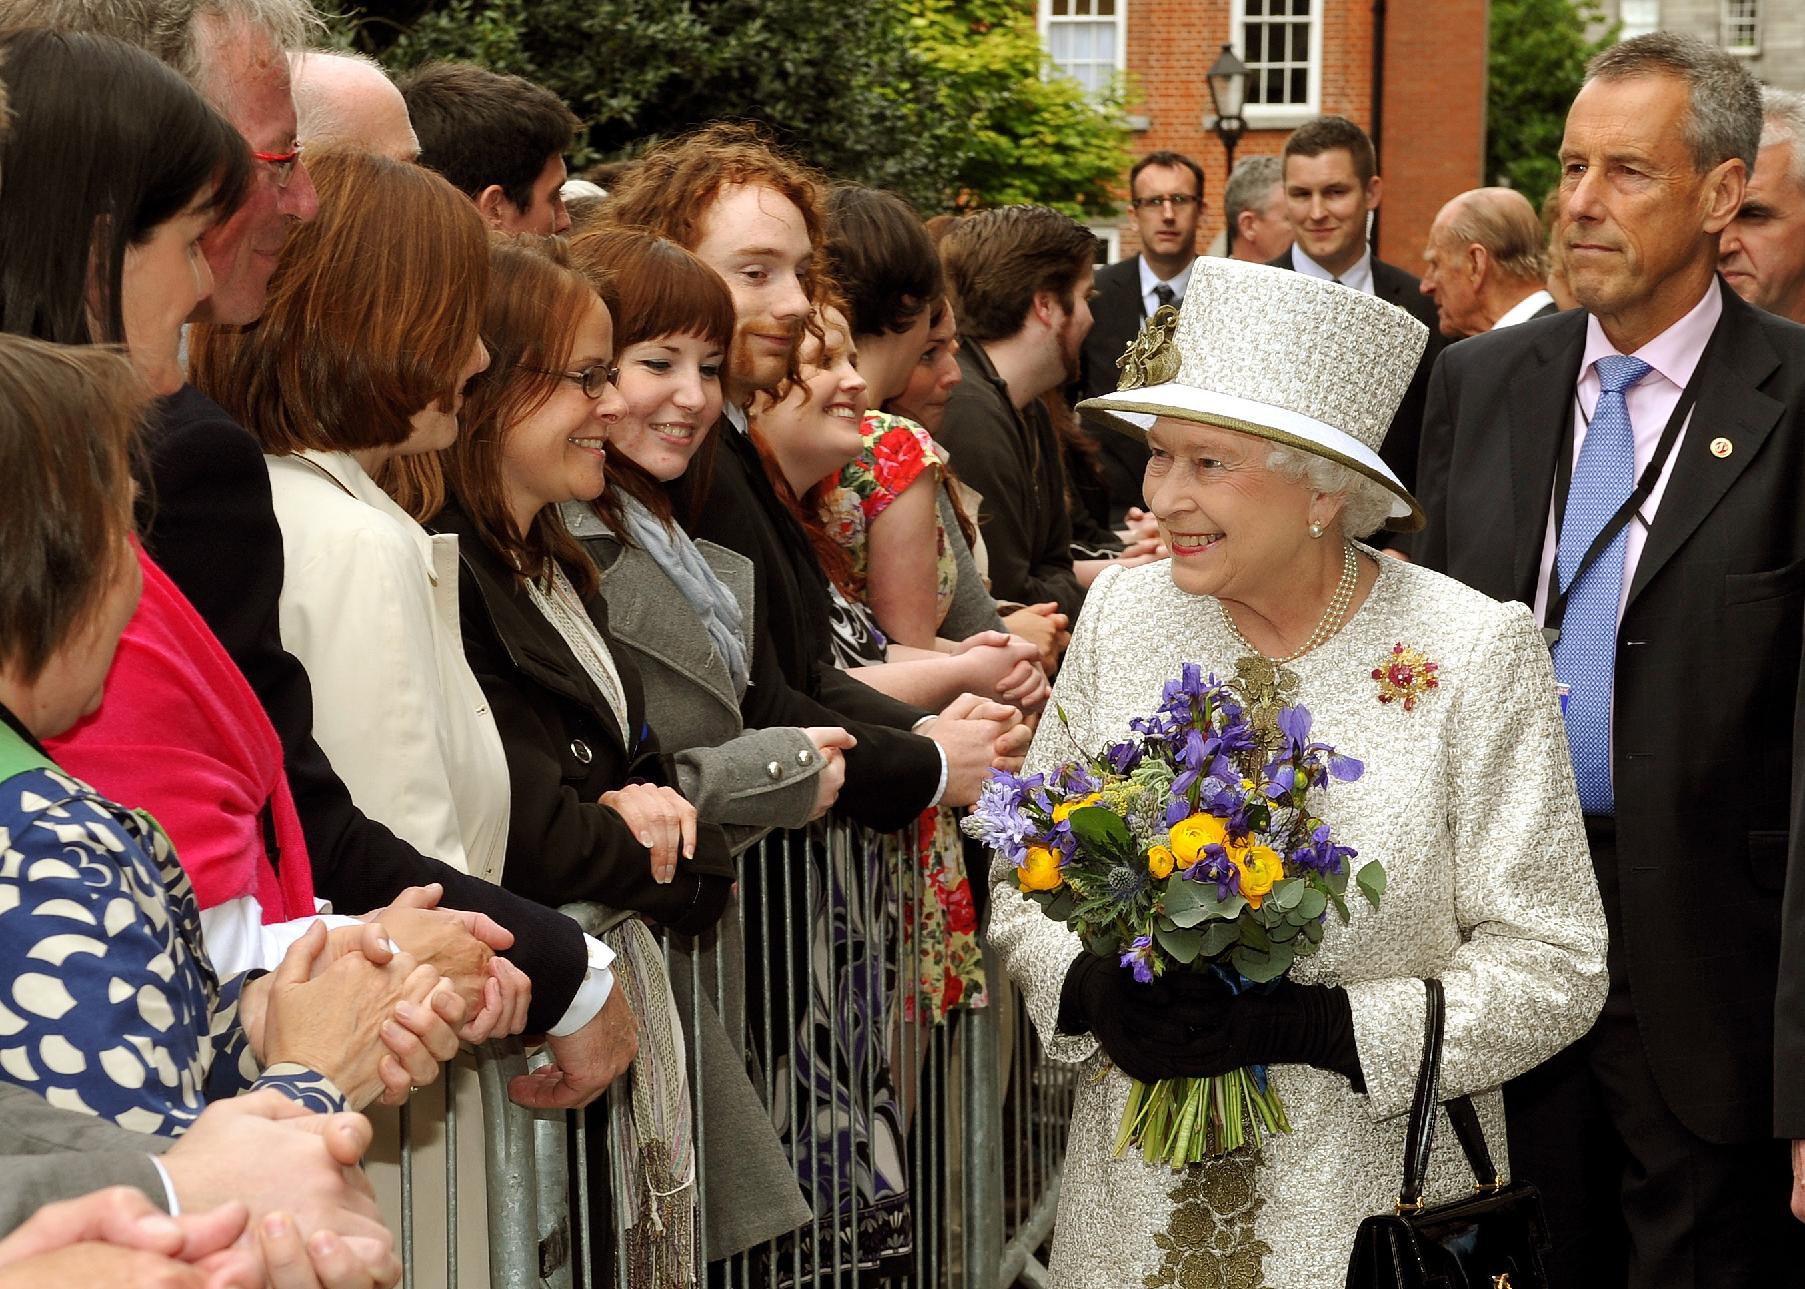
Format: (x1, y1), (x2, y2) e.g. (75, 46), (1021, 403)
(1290, 823), (1358, 878)
(1183, 843), (1241, 902)
(1103, 739), (1143, 774)
(1119, 934), (1156, 984)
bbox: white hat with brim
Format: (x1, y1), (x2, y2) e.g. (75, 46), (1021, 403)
(1076, 259), (1428, 533)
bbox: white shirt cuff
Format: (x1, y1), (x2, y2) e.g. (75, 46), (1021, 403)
(547, 934), (616, 1036)
(908, 716), (951, 807)
(199, 896), (365, 976)
(150, 1156), (179, 1215)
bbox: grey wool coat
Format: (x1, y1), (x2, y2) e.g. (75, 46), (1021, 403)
(563, 501), (817, 1258)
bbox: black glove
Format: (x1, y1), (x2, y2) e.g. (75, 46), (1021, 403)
(1057, 953), (1364, 1087)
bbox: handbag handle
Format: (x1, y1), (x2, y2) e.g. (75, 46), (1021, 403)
(1396, 979), (1504, 1213)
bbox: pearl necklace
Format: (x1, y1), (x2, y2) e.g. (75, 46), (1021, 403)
(1218, 541), (1360, 664)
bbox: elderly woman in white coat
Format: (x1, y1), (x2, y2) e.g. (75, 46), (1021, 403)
(987, 260), (1608, 1287)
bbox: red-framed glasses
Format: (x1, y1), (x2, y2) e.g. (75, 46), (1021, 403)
(250, 144), (303, 188)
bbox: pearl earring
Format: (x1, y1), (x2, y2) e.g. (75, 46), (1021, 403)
(1308, 521), (1325, 539)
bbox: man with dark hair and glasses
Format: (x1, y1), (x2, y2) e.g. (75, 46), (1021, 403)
(1077, 149), (1205, 513)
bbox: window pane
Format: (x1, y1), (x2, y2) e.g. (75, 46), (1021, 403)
(1048, 25), (1075, 60)
(1245, 24), (1264, 60)
(1265, 67), (1285, 101)
(1095, 0), (1116, 15)
(1050, 0), (1070, 16)
(1290, 66), (1308, 102)
(1292, 21), (1310, 61)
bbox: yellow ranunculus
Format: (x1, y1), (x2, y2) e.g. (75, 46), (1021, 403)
(1147, 844), (1176, 880)
(1017, 845), (1065, 892)
(1167, 813), (1229, 866)
(1051, 792), (1102, 824)
(1232, 845), (1285, 908)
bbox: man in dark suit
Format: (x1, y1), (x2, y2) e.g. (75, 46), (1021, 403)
(1414, 32), (1805, 1288)
(1077, 150), (1205, 512)
(1270, 116), (1443, 493)
(1418, 186), (1559, 338)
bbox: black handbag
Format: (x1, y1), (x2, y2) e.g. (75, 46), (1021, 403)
(1346, 978), (1554, 1289)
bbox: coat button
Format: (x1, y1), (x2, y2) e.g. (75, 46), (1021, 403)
(570, 739), (593, 765)
(796, 749), (814, 767)
(765, 760), (784, 781)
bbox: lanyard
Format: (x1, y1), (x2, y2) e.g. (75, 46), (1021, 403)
(1540, 355), (1708, 649)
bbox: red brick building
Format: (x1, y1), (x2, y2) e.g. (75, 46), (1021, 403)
(1043, 0), (1490, 273)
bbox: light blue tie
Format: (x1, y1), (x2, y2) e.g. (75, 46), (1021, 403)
(1554, 354), (1652, 815)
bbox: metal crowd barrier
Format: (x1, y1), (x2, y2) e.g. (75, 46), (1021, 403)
(396, 818), (1078, 1288)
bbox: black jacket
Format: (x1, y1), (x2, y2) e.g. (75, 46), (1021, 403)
(431, 498), (733, 932)
(674, 420), (944, 832)
(1412, 280), (1805, 1142)
(1075, 256), (1155, 511)
(936, 342), (1086, 616)
(1270, 247), (1445, 494)
(139, 385), (586, 1032)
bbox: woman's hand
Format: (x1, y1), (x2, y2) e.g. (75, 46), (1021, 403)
(1117, 506), (1162, 545)
(950, 635), (1045, 708)
(1001, 602), (1069, 673)
(599, 783), (697, 885)
(801, 727), (856, 820)
(253, 923), (465, 1109)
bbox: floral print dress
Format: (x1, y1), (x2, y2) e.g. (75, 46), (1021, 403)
(824, 411), (988, 1024)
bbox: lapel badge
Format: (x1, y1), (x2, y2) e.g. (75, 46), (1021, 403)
(1709, 436), (1733, 459)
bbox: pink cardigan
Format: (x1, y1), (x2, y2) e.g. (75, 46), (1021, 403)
(49, 546), (315, 922)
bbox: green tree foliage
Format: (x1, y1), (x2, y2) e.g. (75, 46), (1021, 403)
(899, 0), (1132, 215)
(331, 0), (1130, 215)
(1487, 0), (1616, 208)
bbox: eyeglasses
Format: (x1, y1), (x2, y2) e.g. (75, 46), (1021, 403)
(525, 363), (620, 398)
(1130, 193), (1200, 211)
(251, 144), (304, 189)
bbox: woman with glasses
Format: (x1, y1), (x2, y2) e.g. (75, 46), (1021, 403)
(418, 236), (737, 934)
(401, 237), (736, 1280)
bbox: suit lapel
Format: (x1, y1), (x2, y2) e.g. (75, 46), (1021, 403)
(1627, 289), (1784, 607)
(1508, 313), (1590, 601)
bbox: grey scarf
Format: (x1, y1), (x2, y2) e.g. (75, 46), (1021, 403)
(617, 493), (751, 695)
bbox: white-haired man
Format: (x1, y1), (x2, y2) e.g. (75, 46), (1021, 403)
(1720, 86), (1805, 324)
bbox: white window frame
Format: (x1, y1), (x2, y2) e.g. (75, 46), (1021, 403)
(1229, 0), (1324, 131)
(1720, 0), (1760, 55)
(1089, 225), (1122, 265)
(1038, 0), (1127, 99)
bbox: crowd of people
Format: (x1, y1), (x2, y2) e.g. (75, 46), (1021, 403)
(0, 1), (1797, 1286)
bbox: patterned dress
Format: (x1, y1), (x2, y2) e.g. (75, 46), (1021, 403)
(988, 555), (1608, 1288)
(0, 721), (345, 1137)
(822, 414), (988, 1025)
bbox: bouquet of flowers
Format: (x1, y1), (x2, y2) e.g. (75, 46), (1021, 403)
(964, 662), (1384, 1167)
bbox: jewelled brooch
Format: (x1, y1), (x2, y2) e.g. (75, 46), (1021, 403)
(1372, 642), (1439, 710)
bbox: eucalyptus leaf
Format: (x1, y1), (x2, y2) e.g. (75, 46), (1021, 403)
(1167, 905), (1212, 928)
(1356, 861), (1387, 908)
(1043, 888), (1076, 921)
(1162, 879), (1202, 914)
(1198, 921), (1240, 958)
(1202, 893), (1249, 922)
(1155, 924), (1204, 964)
(1296, 887), (1327, 920)
(1241, 922), (1271, 953)
(1270, 879), (1304, 911)
(1231, 944), (1290, 983)
(1303, 920), (1325, 944)
(1269, 919), (1301, 943)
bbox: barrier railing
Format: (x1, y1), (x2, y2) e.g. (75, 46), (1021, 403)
(417, 818), (1074, 1287)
